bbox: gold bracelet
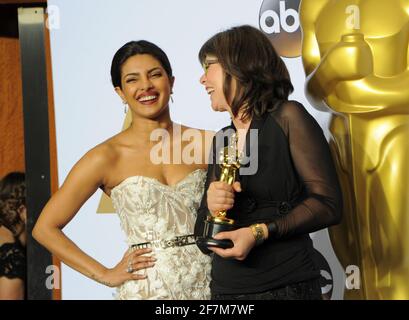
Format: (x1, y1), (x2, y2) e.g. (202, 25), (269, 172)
(250, 224), (265, 246)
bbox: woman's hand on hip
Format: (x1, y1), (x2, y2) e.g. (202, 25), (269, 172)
(97, 248), (156, 287)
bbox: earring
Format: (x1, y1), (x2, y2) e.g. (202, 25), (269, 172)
(123, 101), (128, 114)
(170, 95), (174, 103)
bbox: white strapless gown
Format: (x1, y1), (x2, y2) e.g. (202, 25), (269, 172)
(110, 169), (211, 300)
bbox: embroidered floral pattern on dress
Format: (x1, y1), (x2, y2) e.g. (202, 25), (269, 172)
(110, 169), (211, 300)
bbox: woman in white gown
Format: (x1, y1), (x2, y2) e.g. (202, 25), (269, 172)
(33, 41), (212, 299)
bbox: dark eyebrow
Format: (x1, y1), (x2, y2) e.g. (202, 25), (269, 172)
(124, 67), (162, 78)
(148, 67), (162, 73)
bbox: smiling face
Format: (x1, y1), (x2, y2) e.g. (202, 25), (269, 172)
(199, 55), (233, 113)
(115, 54), (174, 120)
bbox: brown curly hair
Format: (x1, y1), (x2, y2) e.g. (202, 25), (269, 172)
(0, 172), (26, 236)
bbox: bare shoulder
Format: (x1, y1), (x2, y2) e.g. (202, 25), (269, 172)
(81, 140), (119, 169)
(61, 138), (120, 190)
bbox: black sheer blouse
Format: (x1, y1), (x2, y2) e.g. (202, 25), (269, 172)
(194, 101), (342, 294)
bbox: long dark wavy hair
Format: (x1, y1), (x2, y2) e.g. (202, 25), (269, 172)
(0, 172), (26, 236)
(199, 25), (294, 120)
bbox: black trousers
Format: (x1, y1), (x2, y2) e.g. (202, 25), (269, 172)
(211, 278), (322, 300)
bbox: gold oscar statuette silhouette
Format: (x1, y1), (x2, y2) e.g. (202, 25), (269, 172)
(301, 0), (409, 299)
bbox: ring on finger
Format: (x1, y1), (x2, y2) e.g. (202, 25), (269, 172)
(126, 258), (133, 273)
(131, 261), (149, 276)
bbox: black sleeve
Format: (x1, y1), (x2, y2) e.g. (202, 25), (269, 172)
(269, 101), (343, 238)
(194, 136), (218, 252)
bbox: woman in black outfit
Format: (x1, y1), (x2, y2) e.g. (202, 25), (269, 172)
(0, 172), (26, 300)
(194, 25), (343, 300)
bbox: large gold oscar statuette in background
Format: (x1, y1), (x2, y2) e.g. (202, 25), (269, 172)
(301, 0), (409, 299)
(197, 132), (242, 250)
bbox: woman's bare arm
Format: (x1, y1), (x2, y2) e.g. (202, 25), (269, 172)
(32, 145), (153, 287)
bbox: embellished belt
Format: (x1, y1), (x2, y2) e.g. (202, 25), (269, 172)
(131, 234), (197, 250)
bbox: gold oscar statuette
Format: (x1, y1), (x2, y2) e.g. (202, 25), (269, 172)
(198, 132), (241, 250)
(301, 0), (409, 299)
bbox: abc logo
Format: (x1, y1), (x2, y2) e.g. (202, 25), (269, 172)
(259, 0), (301, 58)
